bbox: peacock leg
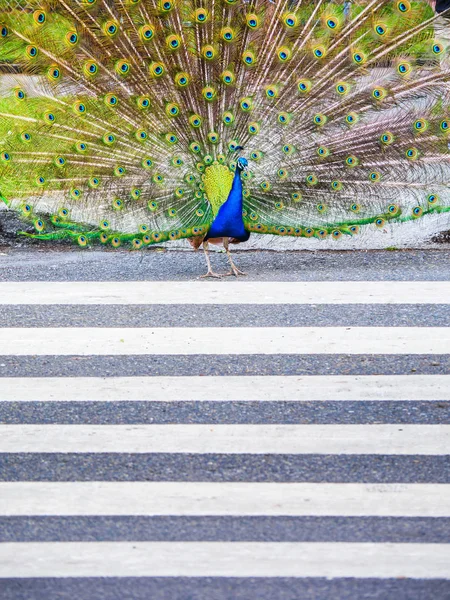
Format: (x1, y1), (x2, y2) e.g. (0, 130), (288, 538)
(200, 240), (223, 279)
(223, 237), (246, 277)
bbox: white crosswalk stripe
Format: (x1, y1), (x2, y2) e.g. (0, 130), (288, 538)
(0, 278), (449, 592)
(1, 424), (449, 454)
(2, 374), (449, 401)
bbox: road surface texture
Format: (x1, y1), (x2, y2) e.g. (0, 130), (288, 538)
(0, 249), (449, 600)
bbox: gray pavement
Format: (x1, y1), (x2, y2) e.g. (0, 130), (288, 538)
(0, 249), (449, 599)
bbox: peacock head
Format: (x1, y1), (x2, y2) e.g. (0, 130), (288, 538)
(236, 157), (248, 172)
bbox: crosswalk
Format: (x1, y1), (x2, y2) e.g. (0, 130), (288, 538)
(0, 276), (449, 598)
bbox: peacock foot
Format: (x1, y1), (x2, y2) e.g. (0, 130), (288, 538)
(200, 270), (223, 279)
(225, 266), (247, 277)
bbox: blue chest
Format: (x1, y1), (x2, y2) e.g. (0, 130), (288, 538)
(206, 169), (250, 241)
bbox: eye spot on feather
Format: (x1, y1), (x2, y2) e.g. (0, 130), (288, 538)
(260, 181), (271, 192)
(89, 177), (100, 188)
(350, 226), (359, 234)
(440, 120), (449, 133)
(336, 82), (350, 96)
(140, 25), (154, 41)
(283, 144), (294, 156)
(189, 114), (203, 128)
(405, 147), (419, 160)
(166, 103), (180, 117)
(369, 171), (381, 182)
(33, 10), (46, 24)
(313, 113), (327, 126)
(104, 21), (119, 36)
(221, 70), (235, 85)
(175, 73), (190, 87)
(432, 42), (444, 55)
(34, 219), (45, 232)
(317, 146), (330, 158)
(165, 133), (178, 144)
(26, 45), (38, 58)
(223, 111), (234, 125)
(331, 181), (342, 191)
(114, 166), (125, 177)
(149, 62), (165, 77)
(148, 201), (159, 212)
(412, 207), (423, 218)
(166, 34), (181, 51)
(375, 218), (385, 228)
(397, 1), (411, 13)
(332, 230), (342, 240)
(14, 89), (25, 100)
(1, 26), (8, 38)
(413, 119), (428, 133)
(277, 46), (292, 62)
(313, 46), (326, 59)
(316, 203), (326, 213)
(428, 194), (438, 205)
(291, 192), (302, 202)
(117, 61), (130, 75)
(112, 199), (124, 211)
(372, 87), (387, 100)
(316, 230), (328, 239)
(202, 86), (217, 101)
(350, 203), (360, 213)
(100, 220), (110, 231)
(246, 14), (260, 29)
(111, 237), (121, 248)
(190, 142), (201, 153)
(202, 45), (217, 60)
(66, 31), (79, 46)
(380, 131), (394, 145)
(345, 155), (359, 167)
(284, 14), (298, 28)
(307, 174), (318, 186)
(131, 189), (141, 200)
(397, 62), (411, 76)
(278, 112), (291, 125)
(248, 122), (260, 135)
(103, 133), (116, 145)
(298, 79), (312, 94)
(20, 132), (31, 142)
(73, 101), (86, 115)
(242, 50), (256, 66)
(55, 156), (66, 167)
(137, 96), (150, 109)
(194, 8), (209, 23)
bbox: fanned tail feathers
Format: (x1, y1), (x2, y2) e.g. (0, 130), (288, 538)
(0, 0), (449, 247)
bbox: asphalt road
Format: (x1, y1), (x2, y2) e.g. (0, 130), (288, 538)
(0, 249), (449, 600)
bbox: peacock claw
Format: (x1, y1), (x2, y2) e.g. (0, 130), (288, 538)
(225, 268), (247, 277)
(200, 270), (223, 279)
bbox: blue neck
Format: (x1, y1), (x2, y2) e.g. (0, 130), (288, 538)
(206, 168), (249, 241)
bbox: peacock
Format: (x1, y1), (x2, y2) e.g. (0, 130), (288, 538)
(0, 0), (449, 276)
